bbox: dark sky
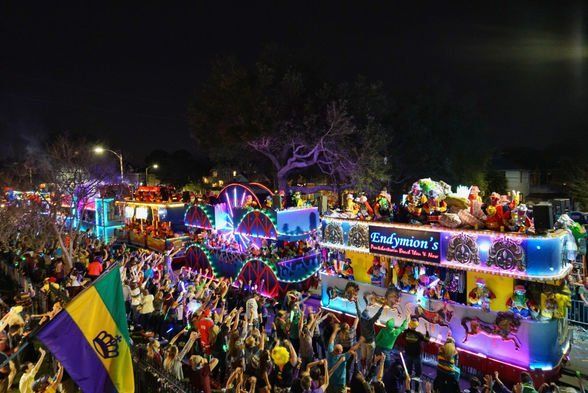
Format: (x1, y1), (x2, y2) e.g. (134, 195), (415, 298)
(2, 2), (587, 164)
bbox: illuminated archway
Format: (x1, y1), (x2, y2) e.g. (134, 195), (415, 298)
(235, 210), (278, 239)
(184, 205), (213, 229)
(236, 259), (280, 298)
(184, 244), (212, 272)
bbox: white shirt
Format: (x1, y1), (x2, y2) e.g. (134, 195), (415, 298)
(246, 298), (259, 322)
(130, 287), (142, 306)
(140, 294), (154, 314)
(19, 369), (36, 393)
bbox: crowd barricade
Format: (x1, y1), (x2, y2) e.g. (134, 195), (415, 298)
(569, 299), (588, 326)
(131, 346), (197, 393)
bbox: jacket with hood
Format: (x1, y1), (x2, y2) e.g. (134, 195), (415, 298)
(375, 318), (408, 350)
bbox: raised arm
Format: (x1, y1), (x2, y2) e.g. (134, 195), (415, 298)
(178, 332), (198, 361)
(169, 329), (186, 346)
(329, 323), (341, 346)
(32, 348), (47, 375)
(49, 363), (64, 389)
(286, 339), (298, 366)
(371, 304), (385, 323)
(321, 359), (330, 391)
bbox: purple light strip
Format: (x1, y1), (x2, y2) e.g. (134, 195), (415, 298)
(224, 194), (234, 218)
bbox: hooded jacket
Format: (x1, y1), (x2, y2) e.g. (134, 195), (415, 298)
(375, 318), (408, 350)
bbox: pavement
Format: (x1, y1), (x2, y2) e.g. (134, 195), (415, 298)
(561, 324), (588, 391)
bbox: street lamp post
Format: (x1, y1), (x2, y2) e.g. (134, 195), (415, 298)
(94, 146), (124, 182)
(145, 164), (159, 186)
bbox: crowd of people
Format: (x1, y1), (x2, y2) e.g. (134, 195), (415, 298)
(0, 234), (586, 393)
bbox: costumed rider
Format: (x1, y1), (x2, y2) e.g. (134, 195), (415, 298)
(507, 285), (537, 319)
(468, 278), (495, 312)
(345, 193), (359, 217)
(556, 214), (587, 258)
(263, 195), (273, 210)
(292, 191), (305, 208)
(243, 195), (259, 209)
(406, 182), (427, 222)
(373, 188), (392, 221)
(422, 189), (447, 223)
(355, 192), (374, 220)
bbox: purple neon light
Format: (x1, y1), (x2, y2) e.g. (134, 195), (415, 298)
(225, 194), (234, 218)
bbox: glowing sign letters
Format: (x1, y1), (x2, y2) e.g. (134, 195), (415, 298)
(369, 226), (441, 263)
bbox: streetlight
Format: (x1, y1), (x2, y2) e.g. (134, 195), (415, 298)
(145, 164), (159, 186)
(93, 146), (124, 182)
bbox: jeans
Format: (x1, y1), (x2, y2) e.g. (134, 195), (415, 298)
(360, 341), (376, 372)
(375, 347), (397, 369)
(405, 354), (422, 377)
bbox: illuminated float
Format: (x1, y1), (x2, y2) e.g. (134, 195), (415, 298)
(319, 179), (581, 383)
(183, 183), (321, 297)
(116, 186), (190, 251)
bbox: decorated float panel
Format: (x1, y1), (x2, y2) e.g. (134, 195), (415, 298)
(183, 183), (321, 297)
(320, 218), (572, 279)
(116, 200), (189, 251)
(184, 204), (216, 230)
(318, 217), (573, 381)
(320, 272), (570, 372)
(184, 242), (322, 297)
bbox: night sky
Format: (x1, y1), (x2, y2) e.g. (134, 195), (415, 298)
(2, 2), (587, 164)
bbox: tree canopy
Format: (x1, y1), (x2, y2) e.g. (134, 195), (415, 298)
(189, 51), (496, 195)
(189, 52), (391, 193)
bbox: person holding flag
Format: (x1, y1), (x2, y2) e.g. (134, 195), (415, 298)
(36, 265), (134, 393)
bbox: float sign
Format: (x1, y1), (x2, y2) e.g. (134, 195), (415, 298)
(369, 225), (441, 263)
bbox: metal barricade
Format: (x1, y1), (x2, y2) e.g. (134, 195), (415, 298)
(569, 299), (588, 326)
(132, 347), (197, 393)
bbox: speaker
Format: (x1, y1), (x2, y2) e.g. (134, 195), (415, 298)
(318, 195), (329, 214)
(533, 203), (553, 234)
(272, 195), (283, 210)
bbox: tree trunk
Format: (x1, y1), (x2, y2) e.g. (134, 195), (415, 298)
(277, 173), (289, 193)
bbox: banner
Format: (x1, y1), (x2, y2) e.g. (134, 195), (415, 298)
(37, 267), (134, 393)
(369, 225), (441, 263)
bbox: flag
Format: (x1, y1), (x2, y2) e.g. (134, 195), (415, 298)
(37, 267), (134, 393)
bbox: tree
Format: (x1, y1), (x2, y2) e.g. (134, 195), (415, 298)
(189, 53), (391, 193)
(0, 135), (116, 270)
(485, 170), (507, 195)
(388, 84), (491, 193)
(39, 136), (116, 270)
(567, 166), (588, 210)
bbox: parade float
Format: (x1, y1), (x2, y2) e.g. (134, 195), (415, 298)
(116, 186), (190, 251)
(319, 179), (585, 383)
(183, 183), (321, 297)
(73, 196), (124, 243)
